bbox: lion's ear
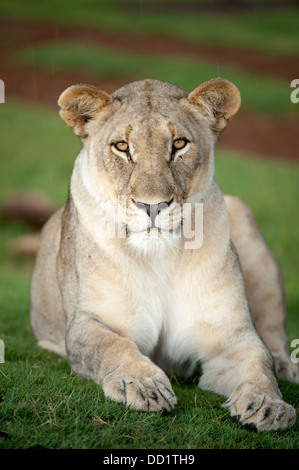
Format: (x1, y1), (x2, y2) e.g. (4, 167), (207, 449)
(188, 78), (241, 134)
(58, 84), (113, 137)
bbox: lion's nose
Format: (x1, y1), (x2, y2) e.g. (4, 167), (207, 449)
(131, 198), (174, 225)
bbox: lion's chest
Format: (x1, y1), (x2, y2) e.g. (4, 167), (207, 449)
(124, 267), (171, 356)
(123, 259), (202, 361)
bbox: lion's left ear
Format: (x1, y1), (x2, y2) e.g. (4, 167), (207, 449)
(188, 78), (241, 134)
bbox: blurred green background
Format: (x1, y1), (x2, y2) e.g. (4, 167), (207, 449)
(0, 0), (299, 449)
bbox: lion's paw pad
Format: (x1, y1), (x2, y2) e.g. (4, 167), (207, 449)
(103, 376), (177, 412)
(224, 392), (296, 431)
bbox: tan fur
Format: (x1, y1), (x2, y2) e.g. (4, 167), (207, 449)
(30, 78), (298, 430)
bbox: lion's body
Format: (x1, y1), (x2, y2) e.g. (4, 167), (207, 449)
(30, 79), (298, 430)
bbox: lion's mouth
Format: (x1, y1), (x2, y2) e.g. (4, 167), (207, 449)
(125, 224), (181, 237)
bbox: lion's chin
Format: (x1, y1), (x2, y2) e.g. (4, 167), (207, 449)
(126, 227), (181, 256)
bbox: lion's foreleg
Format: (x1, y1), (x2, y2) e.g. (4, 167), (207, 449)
(65, 313), (177, 411)
(198, 328), (296, 431)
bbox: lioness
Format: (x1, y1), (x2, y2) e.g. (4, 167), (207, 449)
(31, 78), (298, 431)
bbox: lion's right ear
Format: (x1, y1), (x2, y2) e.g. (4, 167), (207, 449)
(58, 84), (113, 137)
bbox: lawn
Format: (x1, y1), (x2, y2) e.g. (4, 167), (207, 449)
(0, 0), (299, 450)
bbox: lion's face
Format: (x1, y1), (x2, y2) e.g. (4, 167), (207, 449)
(59, 79), (240, 253)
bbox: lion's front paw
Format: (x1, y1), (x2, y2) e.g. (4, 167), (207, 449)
(223, 392), (296, 431)
(102, 365), (177, 412)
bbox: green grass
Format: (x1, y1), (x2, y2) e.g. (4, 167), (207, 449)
(0, 101), (299, 449)
(1, 0), (299, 55)
(1, 357), (298, 449)
(0, 102), (79, 205)
(14, 43), (297, 116)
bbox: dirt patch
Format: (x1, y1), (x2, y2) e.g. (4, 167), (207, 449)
(133, 0), (298, 14)
(1, 17), (299, 163)
(218, 110), (299, 162)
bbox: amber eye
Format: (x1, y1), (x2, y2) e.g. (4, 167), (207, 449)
(114, 142), (129, 152)
(173, 138), (188, 150)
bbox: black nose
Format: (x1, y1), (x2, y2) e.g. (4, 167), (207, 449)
(131, 198), (174, 225)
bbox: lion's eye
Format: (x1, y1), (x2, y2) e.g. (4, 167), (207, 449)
(173, 139), (188, 150)
(114, 142), (129, 152)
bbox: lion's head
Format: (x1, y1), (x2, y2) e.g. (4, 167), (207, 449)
(58, 79), (240, 254)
